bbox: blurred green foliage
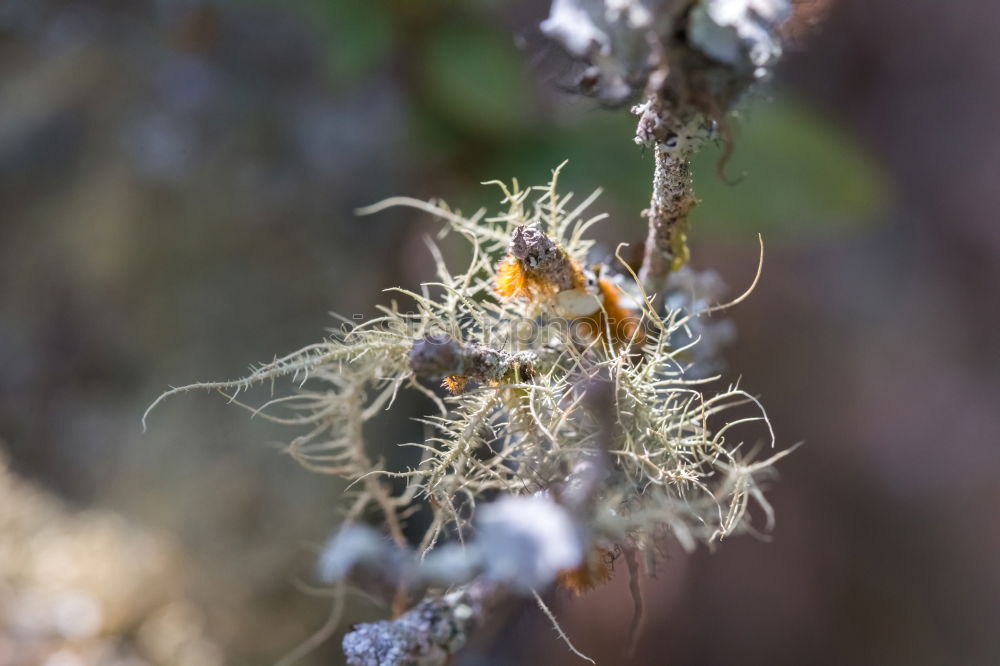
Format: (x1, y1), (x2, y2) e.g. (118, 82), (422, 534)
(420, 19), (533, 135)
(266, 1), (889, 241)
(493, 97), (888, 237)
(252, 0), (395, 85)
(690, 97), (891, 236)
(317, 1), (395, 85)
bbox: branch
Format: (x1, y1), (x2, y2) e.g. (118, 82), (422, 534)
(408, 335), (537, 393)
(342, 580), (495, 666)
(635, 110), (707, 292)
(539, 0), (792, 290)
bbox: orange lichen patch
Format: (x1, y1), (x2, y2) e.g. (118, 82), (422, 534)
(495, 252), (589, 303)
(496, 254), (552, 301)
(495, 255), (527, 300)
(557, 546), (615, 595)
(575, 278), (645, 349)
(568, 263), (589, 291)
(442, 375), (470, 395)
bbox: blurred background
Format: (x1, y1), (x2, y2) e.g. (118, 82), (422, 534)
(2, 1), (998, 664)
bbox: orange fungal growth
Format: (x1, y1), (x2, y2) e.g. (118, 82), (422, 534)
(494, 226), (644, 349)
(557, 546), (615, 595)
(442, 375), (470, 395)
(496, 254), (586, 301)
(576, 278), (645, 349)
(496, 226), (589, 303)
(495, 254), (532, 301)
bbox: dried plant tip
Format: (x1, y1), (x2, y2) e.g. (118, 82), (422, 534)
(496, 226), (585, 302)
(510, 226), (569, 285)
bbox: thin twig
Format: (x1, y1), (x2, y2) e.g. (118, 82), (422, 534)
(532, 589), (595, 664)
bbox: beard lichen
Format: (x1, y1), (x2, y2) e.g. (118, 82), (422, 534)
(145, 164), (791, 664)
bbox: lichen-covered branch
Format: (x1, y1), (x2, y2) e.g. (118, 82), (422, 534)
(148, 54), (798, 658)
(495, 225), (589, 307)
(409, 335), (537, 394)
(333, 492), (591, 665)
(509, 225), (580, 292)
(147, 149), (789, 666)
(342, 581), (494, 666)
(635, 113), (708, 290)
(541, 0), (792, 290)
(638, 142), (696, 289)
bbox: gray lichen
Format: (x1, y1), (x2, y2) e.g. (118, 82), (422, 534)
(320, 494), (585, 594)
(541, 0), (790, 108)
(541, 0), (792, 291)
(475, 495), (585, 592)
(342, 583), (489, 666)
(688, 0), (790, 72)
(408, 335), (538, 387)
(148, 154), (790, 666)
(139, 3), (805, 664)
